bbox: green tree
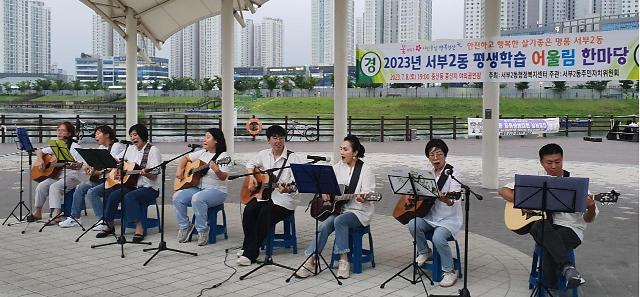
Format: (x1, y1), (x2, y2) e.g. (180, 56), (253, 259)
(281, 77), (293, 92)
(515, 82), (529, 98)
(619, 80), (634, 97)
(17, 81), (31, 93)
(585, 80), (609, 98)
(149, 79), (160, 90)
(34, 79), (52, 91)
(70, 80), (83, 91)
(213, 76), (222, 91)
(304, 77), (319, 91)
(261, 75), (280, 96)
(201, 78), (216, 91)
(2, 82), (12, 93)
(551, 81), (567, 95)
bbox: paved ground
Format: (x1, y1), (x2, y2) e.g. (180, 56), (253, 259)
(0, 136), (637, 296)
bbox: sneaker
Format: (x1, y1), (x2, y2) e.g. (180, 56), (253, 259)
(416, 248), (433, 266)
(439, 270), (458, 287)
(197, 228), (209, 246)
(59, 217), (81, 228)
(92, 220), (107, 231)
(237, 256), (252, 266)
(236, 249), (244, 258)
(295, 258), (316, 278)
(177, 224), (194, 243)
(563, 266), (586, 289)
(337, 260), (350, 279)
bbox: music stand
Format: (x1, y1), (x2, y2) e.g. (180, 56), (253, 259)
(39, 140), (79, 232)
(513, 174), (587, 297)
(285, 163), (343, 285)
(3, 128), (34, 226)
(381, 169), (437, 295)
(74, 148), (118, 241)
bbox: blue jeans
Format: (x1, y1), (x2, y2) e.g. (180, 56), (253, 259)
(70, 181), (94, 218)
(407, 217), (454, 272)
(172, 187), (227, 232)
(86, 182), (106, 219)
(304, 212), (363, 257)
(103, 186), (158, 224)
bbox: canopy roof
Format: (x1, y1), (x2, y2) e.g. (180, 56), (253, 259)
(80, 0), (268, 48)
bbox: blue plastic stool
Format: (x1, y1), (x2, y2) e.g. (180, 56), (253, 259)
(421, 231), (463, 282)
(529, 245), (579, 297)
(262, 213), (297, 256)
(330, 225), (375, 274)
(188, 204), (228, 244)
(115, 200), (161, 236)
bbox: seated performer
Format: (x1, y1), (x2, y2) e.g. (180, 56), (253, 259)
(59, 125), (124, 229)
(295, 134), (376, 279)
(405, 139), (462, 287)
(498, 143), (597, 289)
(28, 121), (84, 225)
(237, 125), (301, 266)
(96, 124), (161, 242)
(173, 128), (230, 246)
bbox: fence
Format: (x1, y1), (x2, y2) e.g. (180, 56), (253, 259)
(1, 114), (636, 144)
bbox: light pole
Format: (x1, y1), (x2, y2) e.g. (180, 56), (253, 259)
(538, 82), (543, 99)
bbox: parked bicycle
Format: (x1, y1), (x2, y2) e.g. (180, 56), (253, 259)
(286, 120), (318, 141)
(75, 120), (98, 143)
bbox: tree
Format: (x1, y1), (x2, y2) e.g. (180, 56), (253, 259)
(17, 81), (31, 93)
(470, 82), (483, 88)
(515, 82), (529, 98)
(149, 80), (160, 90)
(551, 81), (567, 95)
(2, 82), (12, 93)
(34, 79), (52, 91)
(70, 80), (83, 91)
(281, 77), (293, 92)
(213, 76), (222, 91)
(585, 80), (609, 98)
(201, 78), (216, 91)
(619, 80), (633, 98)
(261, 75), (280, 96)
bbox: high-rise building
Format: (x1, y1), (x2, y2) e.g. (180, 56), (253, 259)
(464, 0), (529, 38)
(355, 14), (365, 46)
(311, 0), (355, 66)
(0, 0), (50, 73)
(92, 14), (156, 59)
(363, 0), (431, 45)
(397, 0), (432, 42)
(170, 16), (222, 79)
(364, 0), (384, 44)
(235, 19), (255, 67)
(258, 17), (283, 68)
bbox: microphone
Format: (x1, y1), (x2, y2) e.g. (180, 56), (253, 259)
(119, 140), (133, 145)
(307, 155), (331, 162)
(187, 144), (202, 149)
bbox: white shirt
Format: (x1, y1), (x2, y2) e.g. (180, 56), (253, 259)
(116, 143), (162, 190)
(42, 141), (83, 180)
(334, 161), (377, 226)
(246, 147), (302, 210)
(422, 164), (463, 237)
(78, 142), (126, 182)
(187, 149), (231, 193)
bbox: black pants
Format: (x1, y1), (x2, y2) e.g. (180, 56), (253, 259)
(241, 199), (294, 262)
(529, 220), (581, 288)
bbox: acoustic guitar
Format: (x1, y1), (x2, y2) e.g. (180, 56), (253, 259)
(31, 154), (82, 182)
(503, 190), (620, 232)
(392, 192), (462, 224)
(240, 169), (297, 205)
(104, 162), (148, 189)
(173, 156), (231, 191)
(310, 191), (383, 221)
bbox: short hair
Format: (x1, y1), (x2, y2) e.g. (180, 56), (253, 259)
(59, 121), (75, 141)
(425, 139), (449, 157)
(344, 134), (365, 158)
(266, 125), (286, 139)
(205, 128), (227, 153)
(94, 125), (117, 143)
(128, 124), (149, 143)
(538, 143), (563, 160)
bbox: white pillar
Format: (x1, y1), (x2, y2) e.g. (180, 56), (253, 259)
(221, 0), (235, 153)
(125, 7), (138, 133)
(482, 0), (500, 189)
(333, 0), (348, 161)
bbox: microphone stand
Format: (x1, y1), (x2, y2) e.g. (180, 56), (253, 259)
(4, 148), (32, 226)
(430, 172), (482, 297)
(143, 146), (199, 266)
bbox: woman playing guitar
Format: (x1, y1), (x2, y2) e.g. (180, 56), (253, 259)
(27, 121), (84, 225)
(59, 125), (124, 229)
(294, 134), (376, 280)
(406, 139), (462, 288)
(172, 128), (230, 246)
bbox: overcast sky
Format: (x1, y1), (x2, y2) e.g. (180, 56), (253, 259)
(50, 0), (463, 73)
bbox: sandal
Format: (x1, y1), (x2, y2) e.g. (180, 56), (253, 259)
(132, 234), (145, 243)
(96, 228), (114, 238)
(26, 214), (42, 222)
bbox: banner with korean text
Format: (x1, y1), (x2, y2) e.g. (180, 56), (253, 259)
(356, 30), (638, 84)
(467, 118), (560, 136)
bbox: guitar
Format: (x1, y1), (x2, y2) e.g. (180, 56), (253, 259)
(173, 156), (232, 191)
(240, 169), (297, 205)
(311, 191), (383, 221)
(392, 192), (463, 224)
(504, 190), (620, 232)
(104, 162), (148, 189)
(31, 154), (82, 182)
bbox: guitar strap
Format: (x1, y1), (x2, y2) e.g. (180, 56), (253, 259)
(344, 159), (364, 195)
(201, 151), (222, 175)
(139, 143), (153, 168)
(436, 163), (454, 191)
(274, 150), (292, 184)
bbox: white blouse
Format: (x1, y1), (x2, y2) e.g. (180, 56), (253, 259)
(42, 141), (83, 180)
(115, 143), (162, 190)
(422, 163), (463, 238)
(187, 149), (231, 193)
(246, 147), (302, 210)
(333, 161), (377, 226)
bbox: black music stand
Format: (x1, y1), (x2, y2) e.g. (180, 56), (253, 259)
(74, 148), (118, 242)
(285, 163), (343, 285)
(39, 140), (80, 232)
(513, 174), (587, 297)
(381, 169), (438, 295)
(3, 128), (34, 226)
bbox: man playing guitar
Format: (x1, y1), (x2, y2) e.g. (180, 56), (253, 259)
(237, 125), (301, 266)
(498, 143), (597, 290)
(405, 139), (462, 287)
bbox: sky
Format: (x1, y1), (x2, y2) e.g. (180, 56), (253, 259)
(49, 0), (464, 74)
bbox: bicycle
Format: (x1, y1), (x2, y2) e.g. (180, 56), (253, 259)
(75, 120), (97, 143)
(286, 120), (318, 142)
